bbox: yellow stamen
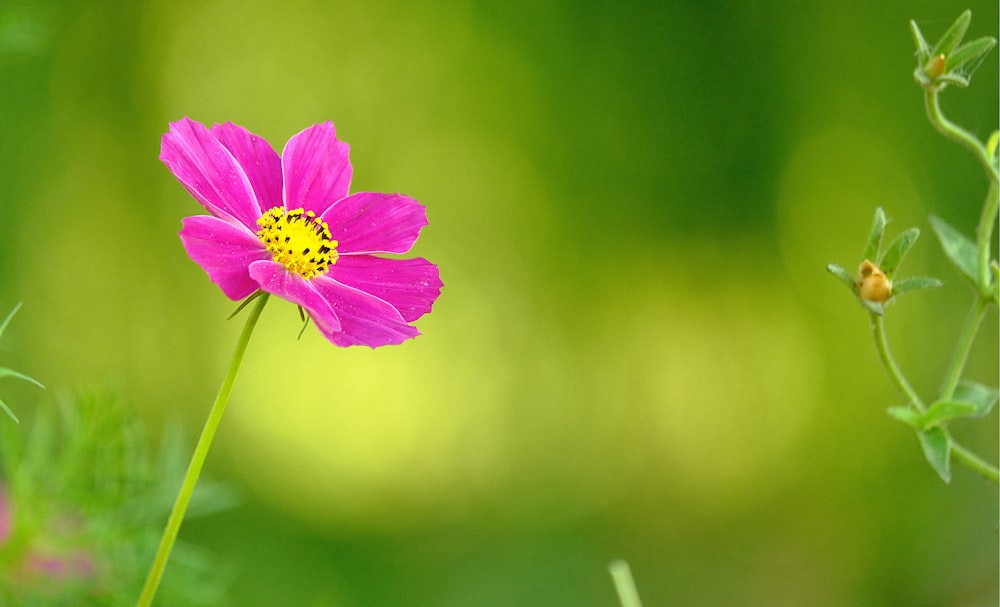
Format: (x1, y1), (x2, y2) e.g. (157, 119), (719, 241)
(256, 207), (338, 279)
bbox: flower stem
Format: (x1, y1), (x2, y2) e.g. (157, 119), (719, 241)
(950, 438), (1000, 482)
(136, 293), (269, 607)
(939, 299), (988, 400)
(924, 88), (999, 182)
(871, 313), (925, 412)
(976, 179), (998, 293)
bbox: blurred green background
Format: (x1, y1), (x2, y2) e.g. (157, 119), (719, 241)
(1, 0), (998, 605)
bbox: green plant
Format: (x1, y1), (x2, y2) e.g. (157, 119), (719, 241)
(827, 10), (998, 483)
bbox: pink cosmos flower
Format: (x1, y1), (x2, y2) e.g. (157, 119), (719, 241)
(160, 118), (442, 347)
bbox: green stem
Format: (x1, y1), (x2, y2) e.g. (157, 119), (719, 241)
(938, 299), (988, 400)
(871, 313), (925, 412)
(917, 73), (999, 485)
(924, 89), (999, 182)
(608, 560), (644, 607)
(136, 293), (269, 607)
(950, 439), (1000, 482)
(976, 179), (998, 293)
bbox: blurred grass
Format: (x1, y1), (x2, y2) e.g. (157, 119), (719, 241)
(1, 0), (997, 605)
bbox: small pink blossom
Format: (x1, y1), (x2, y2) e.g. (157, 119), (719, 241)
(0, 487), (10, 545)
(160, 118), (442, 347)
(24, 550), (96, 580)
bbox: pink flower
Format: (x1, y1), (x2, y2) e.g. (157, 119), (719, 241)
(0, 487), (10, 545)
(160, 118), (442, 347)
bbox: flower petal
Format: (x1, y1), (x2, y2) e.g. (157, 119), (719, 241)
(329, 255), (441, 322)
(321, 192), (428, 254)
(248, 260), (341, 334)
(311, 275), (420, 347)
(180, 216), (270, 300)
(210, 122), (283, 213)
(160, 118), (265, 229)
(281, 122), (352, 215)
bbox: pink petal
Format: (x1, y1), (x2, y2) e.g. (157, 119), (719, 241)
(180, 216), (270, 300)
(281, 122), (352, 215)
(311, 275), (420, 347)
(248, 261), (342, 334)
(329, 256), (441, 322)
(209, 122), (283, 213)
(160, 118), (265, 230)
(321, 192), (428, 254)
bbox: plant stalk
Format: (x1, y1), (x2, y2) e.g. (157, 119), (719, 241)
(136, 293), (269, 606)
(950, 438), (1000, 482)
(925, 89), (999, 181)
(976, 179), (998, 293)
(871, 314), (925, 412)
(938, 299), (988, 401)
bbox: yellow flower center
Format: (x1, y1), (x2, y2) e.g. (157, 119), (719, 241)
(256, 207), (338, 279)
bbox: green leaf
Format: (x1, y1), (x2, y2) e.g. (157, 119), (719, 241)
(0, 303), (22, 339)
(937, 73), (971, 88)
(826, 263), (856, 292)
(0, 367), (44, 389)
(862, 207), (886, 263)
(0, 396), (19, 423)
(992, 261), (1000, 304)
(932, 9), (971, 58)
(987, 131), (1000, 159)
(929, 215), (978, 285)
(887, 406), (922, 428)
(948, 36), (998, 73)
(890, 276), (942, 298)
(917, 427), (951, 483)
(912, 67), (933, 89)
(909, 19), (932, 60)
(878, 227), (919, 278)
(860, 299), (884, 316)
(922, 400), (978, 428)
(953, 381), (998, 417)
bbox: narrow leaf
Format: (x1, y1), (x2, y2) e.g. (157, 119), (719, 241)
(992, 261), (1000, 305)
(0, 368), (44, 389)
(953, 381), (998, 417)
(0, 303), (22, 339)
(228, 289), (264, 320)
(937, 73), (971, 88)
(917, 427), (951, 483)
(909, 19), (932, 60)
(890, 276), (942, 298)
(987, 131), (999, 159)
(912, 67), (933, 88)
(0, 397), (19, 424)
(887, 406), (922, 428)
(826, 263), (857, 292)
(932, 9), (971, 57)
(862, 207), (887, 263)
(860, 299), (884, 316)
(878, 227), (920, 278)
(948, 36), (998, 73)
(922, 400), (978, 428)
(929, 215), (977, 285)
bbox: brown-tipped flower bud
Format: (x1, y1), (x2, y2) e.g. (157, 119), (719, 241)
(924, 53), (947, 79)
(858, 260), (891, 303)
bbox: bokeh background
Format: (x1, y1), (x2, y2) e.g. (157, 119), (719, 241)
(1, 0), (998, 605)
